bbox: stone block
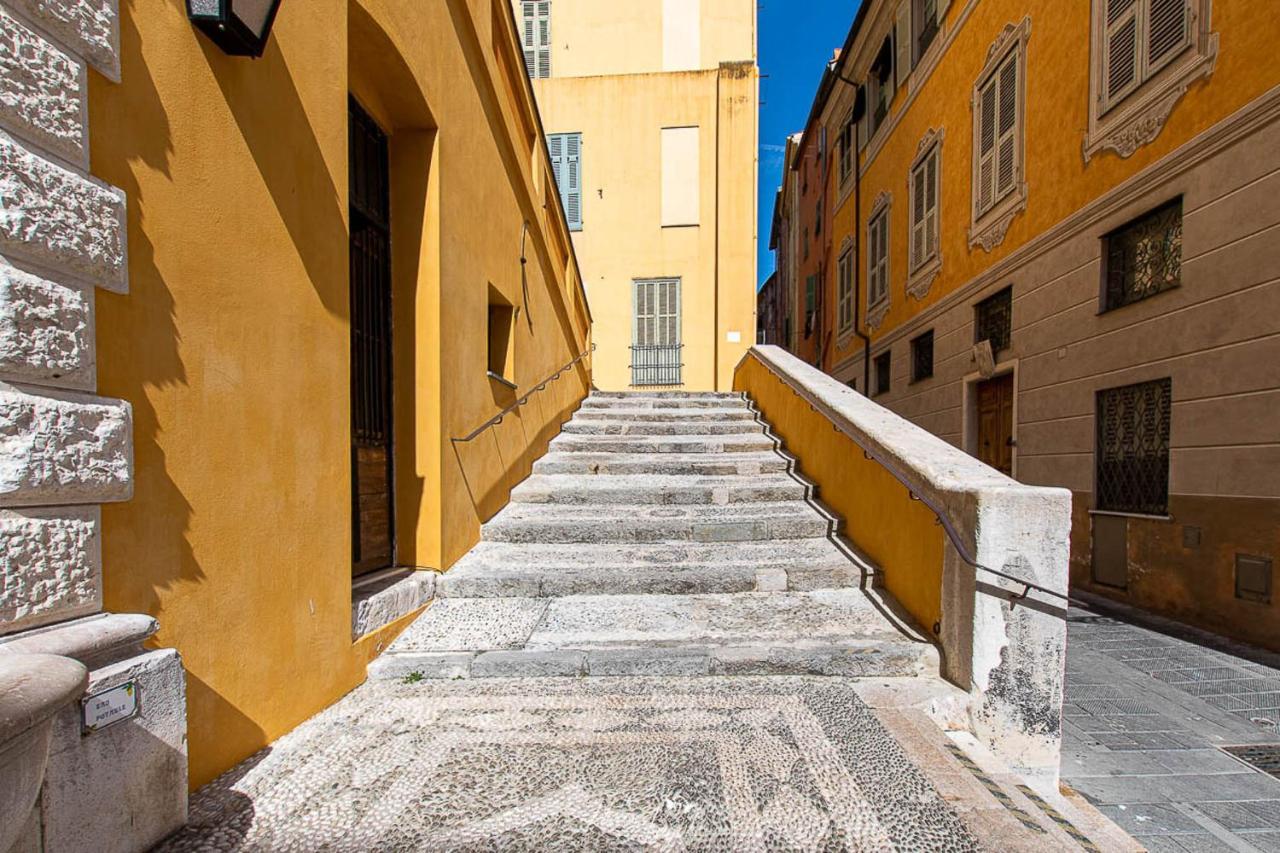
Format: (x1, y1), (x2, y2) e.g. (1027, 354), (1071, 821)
(4, 0), (119, 81)
(0, 265), (93, 389)
(472, 649), (585, 678)
(0, 381), (132, 506)
(351, 569), (435, 641)
(0, 505), (99, 634)
(366, 651), (474, 681)
(0, 5), (86, 166)
(0, 132), (126, 292)
(42, 647), (187, 853)
(585, 647), (710, 677)
(754, 567), (788, 592)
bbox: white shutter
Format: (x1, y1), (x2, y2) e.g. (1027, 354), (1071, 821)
(937, 0), (952, 20)
(976, 75), (997, 215)
(995, 53), (1018, 198)
(895, 0), (913, 76)
(1103, 0), (1140, 107)
(1147, 0), (1189, 72)
(521, 2), (536, 77)
(911, 163), (926, 270)
(536, 1), (552, 79)
(924, 148), (939, 260)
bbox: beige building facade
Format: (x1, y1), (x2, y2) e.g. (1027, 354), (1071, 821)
(515, 0), (759, 390)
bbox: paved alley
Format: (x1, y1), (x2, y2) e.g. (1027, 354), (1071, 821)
(1063, 607), (1280, 851)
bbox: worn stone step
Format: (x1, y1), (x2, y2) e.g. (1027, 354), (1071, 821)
(533, 451), (791, 476)
(549, 433), (776, 454)
(588, 392), (743, 401)
(367, 590), (935, 681)
(573, 407), (757, 423)
(561, 419), (763, 436)
(482, 501), (834, 544)
(510, 473), (809, 506)
(438, 540), (867, 597)
(580, 396), (750, 411)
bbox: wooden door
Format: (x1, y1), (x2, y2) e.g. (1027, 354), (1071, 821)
(349, 98), (394, 577)
(976, 373), (1014, 477)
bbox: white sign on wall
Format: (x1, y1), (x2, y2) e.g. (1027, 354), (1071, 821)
(81, 681), (139, 734)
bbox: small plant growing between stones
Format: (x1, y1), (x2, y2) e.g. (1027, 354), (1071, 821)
(402, 671), (425, 684)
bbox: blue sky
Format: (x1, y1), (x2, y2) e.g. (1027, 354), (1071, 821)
(758, 1), (863, 289)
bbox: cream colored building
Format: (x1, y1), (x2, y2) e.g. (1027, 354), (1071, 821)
(514, 0), (759, 390)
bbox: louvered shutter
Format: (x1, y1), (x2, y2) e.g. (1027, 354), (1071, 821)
(1103, 0), (1140, 107)
(924, 148), (939, 260)
(995, 53), (1018, 198)
(895, 0), (913, 76)
(911, 162), (926, 270)
(634, 280), (653, 347)
(937, 0), (952, 19)
(660, 280), (680, 346)
(521, 2), (537, 77)
(565, 133), (582, 230)
(976, 74), (997, 215)
(536, 1), (551, 79)
(548, 133), (564, 193)
(880, 214), (890, 301)
(1147, 0), (1189, 72)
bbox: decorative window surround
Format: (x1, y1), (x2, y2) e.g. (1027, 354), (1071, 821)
(866, 191), (891, 332)
(969, 17), (1030, 254)
(907, 127), (943, 300)
(1084, 0), (1218, 162)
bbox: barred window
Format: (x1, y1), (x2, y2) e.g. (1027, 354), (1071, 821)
(1103, 198), (1182, 312)
(974, 286), (1012, 354)
(1096, 378), (1172, 515)
(911, 330), (934, 382)
(874, 351), (891, 396)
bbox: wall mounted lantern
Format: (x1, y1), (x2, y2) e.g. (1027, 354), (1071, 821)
(187, 0), (283, 58)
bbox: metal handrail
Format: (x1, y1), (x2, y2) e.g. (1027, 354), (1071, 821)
(748, 350), (1070, 606)
(452, 344), (594, 444)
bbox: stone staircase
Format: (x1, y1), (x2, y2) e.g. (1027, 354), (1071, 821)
(370, 392), (938, 681)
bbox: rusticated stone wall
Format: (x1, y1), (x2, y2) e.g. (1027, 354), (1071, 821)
(0, 0), (127, 635)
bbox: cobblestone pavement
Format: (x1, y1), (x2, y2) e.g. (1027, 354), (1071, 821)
(1063, 606), (1280, 852)
(158, 676), (1111, 852)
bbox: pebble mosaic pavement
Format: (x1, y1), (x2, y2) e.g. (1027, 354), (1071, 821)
(160, 677), (988, 852)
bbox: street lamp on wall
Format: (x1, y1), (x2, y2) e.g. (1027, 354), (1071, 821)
(187, 0), (283, 57)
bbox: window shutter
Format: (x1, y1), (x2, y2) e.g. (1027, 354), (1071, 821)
(565, 133), (582, 230)
(536, 1), (551, 78)
(522, 2), (537, 77)
(937, 0), (952, 20)
(925, 148), (939, 260)
(911, 163), (926, 270)
(857, 109), (869, 151)
(895, 1), (913, 75)
(548, 133), (564, 192)
(977, 75), (997, 214)
(996, 53), (1018, 198)
(1103, 0), (1140, 106)
(1147, 0), (1189, 71)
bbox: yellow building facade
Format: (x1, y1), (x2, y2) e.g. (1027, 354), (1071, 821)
(65, 0), (591, 788)
(783, 0), (1280, 650)
(514, 0), (759, 391)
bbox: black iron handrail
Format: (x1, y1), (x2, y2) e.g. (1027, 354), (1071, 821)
(452, 344), (594, 444)
(748, 350), (1070, 607)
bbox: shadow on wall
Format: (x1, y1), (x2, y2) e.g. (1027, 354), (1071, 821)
(97, 0), (200, 618)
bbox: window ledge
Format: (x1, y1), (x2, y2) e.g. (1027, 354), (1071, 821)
(866, 297), (891, 332)
(487, 371), (518, 391)
(352, 568), (437, 641)
(969, 185), (1027, 253)
(1088, 509), (1173, 523)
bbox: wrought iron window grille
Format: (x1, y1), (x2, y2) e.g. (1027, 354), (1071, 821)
(1096, 378), (1172, 516)
(974, 286), (1012, 354)
(630, 345), (684, 388)
(1103, 197), (1182, 312)
(874, 351), (891, 396)
(911, 330), (934, 383)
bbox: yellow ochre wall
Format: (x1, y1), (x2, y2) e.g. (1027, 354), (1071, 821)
(733, 356), (944, 636)
(522, 0), (758, 391)
(91, 0), (590, 787)
(837, 0), (1278, 353)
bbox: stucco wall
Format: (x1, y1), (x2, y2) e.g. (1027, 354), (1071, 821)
(90, 0), (590, 787)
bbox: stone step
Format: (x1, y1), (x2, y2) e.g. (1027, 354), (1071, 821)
(437, 540), (867, 597)
(588, 392), (743, 401)
(580, 396), (750, 411)
(367, 590), (936, 681)
(573, 407), (757, 423)
(509, 473), (809, 506)
(533, 451), (791, 476)
(549, 434), (776, 454)
(561, 420), (763, 436)
(482, 501), (835, 544)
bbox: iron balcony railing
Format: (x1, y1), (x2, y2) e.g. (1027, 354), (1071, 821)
(630, 344), (683, 387)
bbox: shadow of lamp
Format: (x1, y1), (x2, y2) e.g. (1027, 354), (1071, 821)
(187, 0), (284, 57)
